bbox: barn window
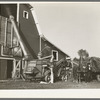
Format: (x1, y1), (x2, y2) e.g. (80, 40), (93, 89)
(23, 11), (29, 19)
(52, 50), (58, 61)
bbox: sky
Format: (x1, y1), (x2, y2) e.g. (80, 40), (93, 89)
(31, 2), (100, 58)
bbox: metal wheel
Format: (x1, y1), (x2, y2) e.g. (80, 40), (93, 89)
(97, 75), (100, 81)
(45, 74), (51, 83)
(61, 75), (68, 81)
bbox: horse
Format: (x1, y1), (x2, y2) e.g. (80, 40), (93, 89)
(77, 63), (92, 83)
(73, 63), (92, 83)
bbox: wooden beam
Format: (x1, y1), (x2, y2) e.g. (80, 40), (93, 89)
(0, 56), (14, 60)
(12, 60), (21, 79)
(11, 24), (13, 48)
(4, 18), (7, 46)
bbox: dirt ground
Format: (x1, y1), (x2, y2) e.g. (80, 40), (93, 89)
(0, 79), (100, 89)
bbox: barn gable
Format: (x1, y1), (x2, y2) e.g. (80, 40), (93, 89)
(18, 4), (69, 60)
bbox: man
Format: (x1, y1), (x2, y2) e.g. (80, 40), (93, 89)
(86, 62), (92, 82)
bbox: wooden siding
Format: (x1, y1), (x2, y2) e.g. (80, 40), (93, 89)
(0, 16), (22, 57)
(19, 4), (68, 60)
(0, 59), (13, 80)
(19, 4), (39, 59)
(0, 4), (69, 60)
(0, 4), (17, 20)
(0, 59), (7, 80)
(41, 38), (67, 61)
(0, 44), (1, 56)
(0, 16), (6, 44)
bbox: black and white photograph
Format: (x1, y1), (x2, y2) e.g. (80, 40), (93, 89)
(0, 2), (100, 98)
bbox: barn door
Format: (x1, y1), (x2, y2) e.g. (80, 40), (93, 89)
(0, 59), (13, 80)
(7, 60), (13, 79)
(0, 59), (7, 80)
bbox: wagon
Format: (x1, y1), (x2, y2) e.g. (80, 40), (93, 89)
(73, 57), (100, 82)
(89, 57), (100, 81)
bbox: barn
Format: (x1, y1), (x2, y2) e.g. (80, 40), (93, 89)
(0, 4), (70, 80)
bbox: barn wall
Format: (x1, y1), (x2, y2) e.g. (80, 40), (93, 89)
(0, 4), (17, 20)
(0, 45), (1, 56)
(0, 4), (68, 60)
(0, 4), (16, 80)
(58, 50), (67, 60)
(19, 4), (39, 59)
(0, 59), (7, 80)
(19, 4), (67, 60)
(41, 39), (67, 61)
(0, 59), (13, 80)
(7, 60), (13, 79)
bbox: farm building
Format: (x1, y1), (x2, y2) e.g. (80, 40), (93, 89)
(0, 4), (69, 80)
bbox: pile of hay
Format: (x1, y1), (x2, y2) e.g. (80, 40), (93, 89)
(73, 57), (100, 72)
(90, 57), (100, 72)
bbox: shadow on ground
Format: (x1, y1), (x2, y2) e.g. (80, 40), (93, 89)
(0, 79), (100, 89)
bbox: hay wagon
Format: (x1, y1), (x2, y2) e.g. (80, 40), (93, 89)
(73, 57), (100, 82)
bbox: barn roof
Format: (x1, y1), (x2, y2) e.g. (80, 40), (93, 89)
(41, 36), (69, 57)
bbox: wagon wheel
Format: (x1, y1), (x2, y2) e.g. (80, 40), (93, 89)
(60, 69), (68, 81)
(61, 74), (68, 81)
(24, 74), (31, 81)
(45, 73), (51, 83)
(97, 75), (100, 81)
